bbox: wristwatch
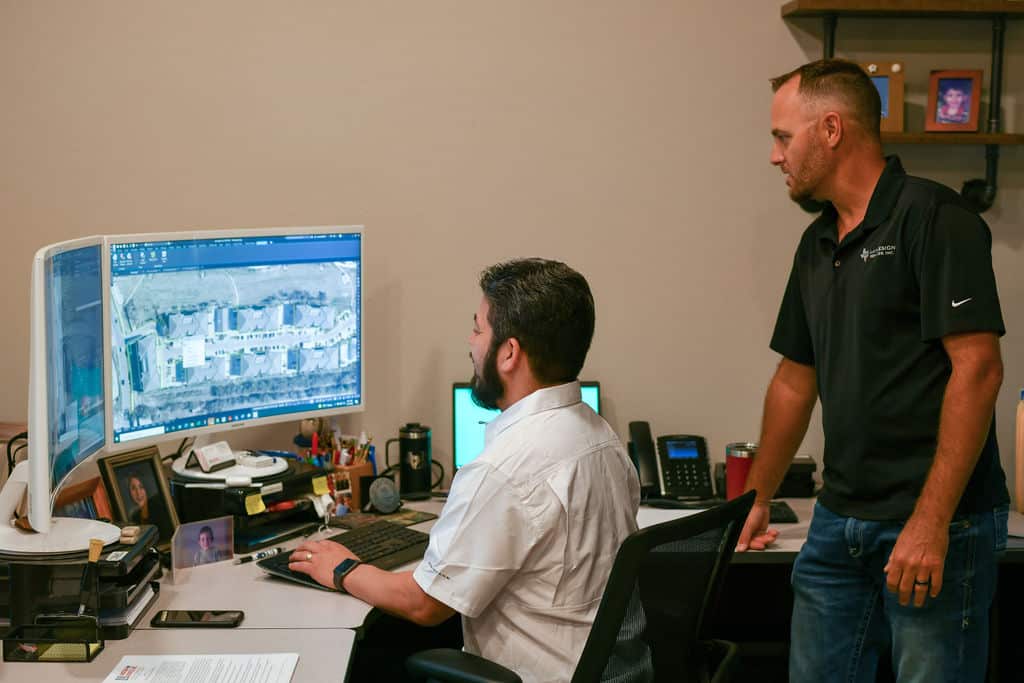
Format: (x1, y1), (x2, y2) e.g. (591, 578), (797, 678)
(333, 558), (362, 593)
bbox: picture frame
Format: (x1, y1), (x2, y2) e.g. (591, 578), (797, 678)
(53, 477), (113, 521)
(98, 446), (179, 550)
(861, 62), (904, 133)
(172, 515), (234, 571)
(926, 69), (982, 132)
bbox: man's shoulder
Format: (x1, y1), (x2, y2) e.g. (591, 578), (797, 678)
(894, 174), (988, 240)
(898, 173), (968, 212)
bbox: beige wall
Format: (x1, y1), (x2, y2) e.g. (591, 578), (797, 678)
(2, 2), (1022, 496)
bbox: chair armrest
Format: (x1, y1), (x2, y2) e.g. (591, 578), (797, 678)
(405, 648), (522, 683)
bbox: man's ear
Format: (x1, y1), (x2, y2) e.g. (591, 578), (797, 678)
(822, 111), (843, 148)
(496, 337), (525, 374)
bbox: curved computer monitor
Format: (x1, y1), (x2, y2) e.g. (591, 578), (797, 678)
(104, 226), (364, 453)
(451, 381), (601, 470)
(0, 237), (121, 555)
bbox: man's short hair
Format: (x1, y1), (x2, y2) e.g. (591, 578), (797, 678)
(480, 258), (595, 385)
(770, 59), (881, 139)
(199, 526), (213, 538)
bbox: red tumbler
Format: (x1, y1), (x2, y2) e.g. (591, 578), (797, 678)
(725, 442), (757, 500)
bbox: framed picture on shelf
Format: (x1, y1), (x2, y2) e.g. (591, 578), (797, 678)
(861, 62), (904, 133)
(98, 446), (179, 550)
(53, 476), (113, 521)
(926, 70), (982, 132)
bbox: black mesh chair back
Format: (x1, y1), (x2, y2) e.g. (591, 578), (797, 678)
(571, 491), (755, 683)
(406, 491), (755, 683)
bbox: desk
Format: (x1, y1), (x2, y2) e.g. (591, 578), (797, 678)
(143, 505), (444, 630)
(0, 627), (354, 682)
(637, 497), (814, 563)
(143, 549), (375, 631)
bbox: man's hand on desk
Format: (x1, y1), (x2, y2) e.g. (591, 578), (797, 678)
(288, 540), (357, 590)
(735, 501), (779, 552)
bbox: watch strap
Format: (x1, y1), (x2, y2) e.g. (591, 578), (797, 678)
(333, 558), (361, 593)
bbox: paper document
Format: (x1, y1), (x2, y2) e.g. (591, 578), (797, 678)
(103, 653), (298, 682)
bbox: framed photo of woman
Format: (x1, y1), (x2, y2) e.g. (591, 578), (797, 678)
(926, 70), (982, 132)
(99, 446), (179, 550)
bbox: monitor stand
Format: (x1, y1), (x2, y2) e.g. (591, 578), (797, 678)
(0, 465), (120, 557)
(0, 516), (121, 557)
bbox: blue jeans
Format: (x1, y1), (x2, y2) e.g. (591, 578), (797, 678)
(790, 501), (1008, 683)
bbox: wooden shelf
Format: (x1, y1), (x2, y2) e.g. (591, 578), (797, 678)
(782, 1), (1024, 18)
(881, 132), (1024, 144)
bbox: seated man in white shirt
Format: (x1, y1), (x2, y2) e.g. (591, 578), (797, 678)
(289, 258), (642, 682)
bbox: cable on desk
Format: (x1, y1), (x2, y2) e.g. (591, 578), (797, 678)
(432, 460), (445, 490)
(166, 436), (194, 463)
(6, 431), (28, 479)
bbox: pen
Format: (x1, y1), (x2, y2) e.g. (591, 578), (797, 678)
(78, 538), (104, 616)
(234, 546), (286, 564)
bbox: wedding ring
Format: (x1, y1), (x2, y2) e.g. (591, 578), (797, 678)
(306, 551), (313, 562)
(913, 578), (929, 586)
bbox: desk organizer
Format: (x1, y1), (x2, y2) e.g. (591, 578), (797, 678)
(3, 616), (104, 662)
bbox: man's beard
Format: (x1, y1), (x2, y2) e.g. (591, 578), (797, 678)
(788, 138), (829, 213)
(470, 343), (504, 411)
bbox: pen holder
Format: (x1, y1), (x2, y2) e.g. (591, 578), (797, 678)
(330, 461), (374, 511)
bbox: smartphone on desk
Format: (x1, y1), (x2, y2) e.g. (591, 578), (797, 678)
(150, 609), (245, 628)
(628, 422), (714, 501)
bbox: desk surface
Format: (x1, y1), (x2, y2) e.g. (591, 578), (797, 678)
(0, 626), (354, 682)
(637, 497), (814, 564)
(146, 552), (376, 630)
(145, 502), (444, 630)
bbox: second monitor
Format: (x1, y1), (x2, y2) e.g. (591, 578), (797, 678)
(451, 381), (601, 470)
(106, 227), (364, 451)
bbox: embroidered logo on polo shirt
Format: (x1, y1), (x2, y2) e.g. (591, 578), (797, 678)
(861, 245), (896, 262)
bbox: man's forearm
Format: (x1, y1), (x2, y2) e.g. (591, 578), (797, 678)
(913, 354), (1002, 525)
(344, 567), (454, 626)
(746, 359), (817, 504)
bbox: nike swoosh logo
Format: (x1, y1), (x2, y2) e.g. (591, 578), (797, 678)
(952, 298), (973, 308)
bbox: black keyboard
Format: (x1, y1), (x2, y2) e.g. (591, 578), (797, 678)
(768, 500), (799, 524)
(258, 520), (430, 590)
(643, 498), (799, 524)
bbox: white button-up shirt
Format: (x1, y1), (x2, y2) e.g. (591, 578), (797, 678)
(413, 381), (641, 683)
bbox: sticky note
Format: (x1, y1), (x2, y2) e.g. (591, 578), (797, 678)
(312, 476), (329, 496)
(245, 494), (266, 515)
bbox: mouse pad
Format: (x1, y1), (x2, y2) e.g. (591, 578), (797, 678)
(329, 509), (438, 530)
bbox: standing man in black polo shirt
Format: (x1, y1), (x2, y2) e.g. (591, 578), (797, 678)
(737, 59), (1009, 682)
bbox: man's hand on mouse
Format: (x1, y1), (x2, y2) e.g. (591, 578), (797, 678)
(288, 540), (359, 589)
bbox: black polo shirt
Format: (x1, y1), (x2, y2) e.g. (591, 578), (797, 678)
(771, 156), (1008, 521)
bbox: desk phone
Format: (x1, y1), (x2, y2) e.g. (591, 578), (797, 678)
(628, 422), (713, 500)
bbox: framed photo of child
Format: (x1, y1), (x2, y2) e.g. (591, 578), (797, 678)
(926, 70), (982, 132)
(99, 446), (179, 550)
(861, 62), (904, 133)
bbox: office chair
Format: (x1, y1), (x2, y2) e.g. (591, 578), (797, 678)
(406, 490), (756, 683)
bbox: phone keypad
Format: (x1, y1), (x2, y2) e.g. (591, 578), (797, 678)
(665, 461), (712, 496)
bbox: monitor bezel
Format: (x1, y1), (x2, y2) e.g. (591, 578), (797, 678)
(27, 235), (108, 533)
(450, 380), (601, 471)
(101, 225), (365, 453)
